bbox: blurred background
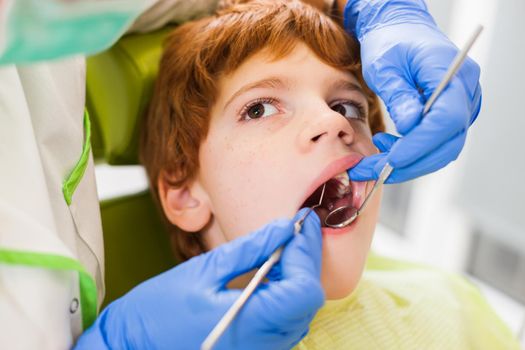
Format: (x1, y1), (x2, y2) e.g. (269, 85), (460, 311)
(94, 0), (525, 346)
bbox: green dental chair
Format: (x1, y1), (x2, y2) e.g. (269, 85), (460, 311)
(86, 27), (177, 307)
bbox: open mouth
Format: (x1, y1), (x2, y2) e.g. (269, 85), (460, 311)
(301, 171), (358, 228)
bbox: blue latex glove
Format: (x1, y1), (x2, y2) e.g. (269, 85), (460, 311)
(75, 209), (324, 350)
(344, 0), (482, 183)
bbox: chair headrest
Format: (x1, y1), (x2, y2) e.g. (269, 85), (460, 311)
(86, 26), (173, 164)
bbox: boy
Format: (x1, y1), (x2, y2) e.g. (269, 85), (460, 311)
(140, 0), (520, 348)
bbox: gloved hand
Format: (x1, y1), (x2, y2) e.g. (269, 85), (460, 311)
(343, 0), (482, 183)
(354, 132), (467, 183)
(75, 208), (324, 350)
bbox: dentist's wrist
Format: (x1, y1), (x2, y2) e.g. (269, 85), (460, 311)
(342, 0), (436, 40)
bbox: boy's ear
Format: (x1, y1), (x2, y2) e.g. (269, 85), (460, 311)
(157, 175), (212, 232)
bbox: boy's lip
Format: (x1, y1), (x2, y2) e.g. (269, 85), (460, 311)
(298, 153), (364, 210)
(321, 220), (357, 235)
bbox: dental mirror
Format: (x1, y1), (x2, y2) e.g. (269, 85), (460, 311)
(324, 24), (483, 229)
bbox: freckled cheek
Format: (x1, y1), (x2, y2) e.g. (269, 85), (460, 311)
(225, 138), (279, 199)
(200, 135), (281, 228)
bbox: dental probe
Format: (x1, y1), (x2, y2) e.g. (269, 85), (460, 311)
(201, 184), (326, 350)
(324, 24), (484, 229)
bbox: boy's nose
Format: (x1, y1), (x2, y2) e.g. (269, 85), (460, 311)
(297, 108), (356, 152)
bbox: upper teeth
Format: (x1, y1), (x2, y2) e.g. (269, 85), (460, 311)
(333, 171), (351, 197)
(334, 171), (350, 186)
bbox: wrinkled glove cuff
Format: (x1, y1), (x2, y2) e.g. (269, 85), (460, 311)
(344, 0), (436, 40)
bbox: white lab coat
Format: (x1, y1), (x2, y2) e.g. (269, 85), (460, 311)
(0, 57), (103, 349)
(0, 0), (217, 348)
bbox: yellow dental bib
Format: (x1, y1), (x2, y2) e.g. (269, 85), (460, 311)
(294, 255), (520, 350)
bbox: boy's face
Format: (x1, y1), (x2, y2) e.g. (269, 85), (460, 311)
(167, 43), (382, 299)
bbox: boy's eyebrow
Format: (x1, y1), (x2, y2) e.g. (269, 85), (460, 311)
(223, 77), (290, 111)
(330, 78), (365, 96)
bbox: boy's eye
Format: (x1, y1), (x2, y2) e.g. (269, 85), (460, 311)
(331, 102), (362, 120)
(242, 100), (279, 120)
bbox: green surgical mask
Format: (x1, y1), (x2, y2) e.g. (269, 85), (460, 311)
(0, 0), (147, 65)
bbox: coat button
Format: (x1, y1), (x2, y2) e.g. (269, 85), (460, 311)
(70, 298), (79, 314)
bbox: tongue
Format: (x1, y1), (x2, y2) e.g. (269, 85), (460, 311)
(329, 196), (353, 211)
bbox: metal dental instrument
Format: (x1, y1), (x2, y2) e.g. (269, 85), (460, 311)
(201, 184), (327, 350)
(324, 24), (484, 229)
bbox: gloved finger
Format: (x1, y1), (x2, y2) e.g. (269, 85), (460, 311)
(286, 320), (315, 349)
(248, 210), (324, 325)
(372, 132), (399, 152)
(250, 277), (324, 329)
(282, 318), (312, 349)
(217, 285), (318, 324)
(347, 133), (398, 181)
(386, 78), (470, 169)
(220, 285), (314, 349)
(468, 82), (482, 124)
(351, 130), (466, 184)
(200, 217), (295, 286)
(265, 263), (282, 282)
(280, 209), (323, 279)
(413, 47), (481, 123)
(364, 51), (424, 135)
(266, 208), (322, 281)
(368, 29), (454, 136)
(378, 131), (466, 183)
(348, 153), (387, 181)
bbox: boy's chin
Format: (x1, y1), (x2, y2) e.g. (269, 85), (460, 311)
(322, 275), (361, 300)
(321, 273), (362, 300)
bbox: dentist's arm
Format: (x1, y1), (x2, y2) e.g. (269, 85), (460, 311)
(336, 0), (481, 183)
(75, 209), (324, 350)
